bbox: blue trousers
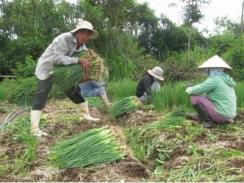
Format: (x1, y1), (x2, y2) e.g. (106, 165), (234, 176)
(79, 81), (106, 97)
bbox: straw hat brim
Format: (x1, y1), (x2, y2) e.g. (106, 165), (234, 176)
(148, 70), (164, 81)
(70, 28), (99, 39)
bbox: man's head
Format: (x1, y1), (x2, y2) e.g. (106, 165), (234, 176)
(71, 20), (98, 45)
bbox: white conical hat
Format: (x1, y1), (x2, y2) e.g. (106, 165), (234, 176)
(198, 55), (232, 69)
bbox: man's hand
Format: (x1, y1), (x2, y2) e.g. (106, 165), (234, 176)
(79, 58), (90, 80)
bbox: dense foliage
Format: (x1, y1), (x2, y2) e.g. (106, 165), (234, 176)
(0, 0), (243, 82)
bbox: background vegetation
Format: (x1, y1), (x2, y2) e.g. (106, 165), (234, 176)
(1, 1), (243, 181)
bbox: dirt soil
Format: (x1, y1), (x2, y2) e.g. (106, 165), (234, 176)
(1, 99), (244, 181)
(117, 109), (161, 126)
(0, 113), (6, 124)
(0, 99), (153, 181)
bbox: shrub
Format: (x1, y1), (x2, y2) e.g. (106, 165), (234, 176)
(0, 86), (7, 102)
(162, 47), (213, 81)
(0, 77), (37, 105)
(223, 35), (244, 81)
(0, 77), (65, 105)
(12, 55), (36, 77)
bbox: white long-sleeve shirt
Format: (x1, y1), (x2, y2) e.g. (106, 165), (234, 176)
(35, 32), (86, 80)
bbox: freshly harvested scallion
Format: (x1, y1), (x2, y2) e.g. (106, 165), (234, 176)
(146, 108), (186, 129)
(50, 128), (124, 169)
(52, 64), (83, 91)
(147, 116), (185, 129)
(52, 49), (108, 91)
(109, 96), (142, 118)
(74, 49), (108, 82)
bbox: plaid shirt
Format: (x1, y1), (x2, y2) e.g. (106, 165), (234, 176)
(35, 32), (86, 80)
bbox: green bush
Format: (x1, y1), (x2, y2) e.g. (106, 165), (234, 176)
(162, 47), (214, 81)
(12, 55), (36, 77)
(0, 86), (7, 102)
(0, 77), (37, 105)
(236, 82), (244, 108)
(0, 77), (65, 105)
(223, 34), (244, 81)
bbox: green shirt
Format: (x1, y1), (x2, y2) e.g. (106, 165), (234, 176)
(189, 74), (237, 118)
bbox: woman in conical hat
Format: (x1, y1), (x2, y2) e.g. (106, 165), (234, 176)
(185, 55), (237, 128)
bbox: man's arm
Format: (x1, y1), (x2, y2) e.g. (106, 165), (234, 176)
(53, 36), (79, 65)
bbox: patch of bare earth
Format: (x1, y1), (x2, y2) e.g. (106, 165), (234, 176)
(0, 113), (6, 124)
(20, 99), (150, 181)
(225, 140), (244, 151)
(56, 157), (149, 182)
(117, 109), (161, 126)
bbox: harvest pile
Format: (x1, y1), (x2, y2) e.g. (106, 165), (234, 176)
(109, 96), (142, 118)
(52, 49), (108, 91)
(50, 127), (124, 169)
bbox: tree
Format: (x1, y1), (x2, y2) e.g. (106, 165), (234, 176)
(214, 17), (241, 35)
(0, 0), (78, 75)
(181, 0), (209, 61)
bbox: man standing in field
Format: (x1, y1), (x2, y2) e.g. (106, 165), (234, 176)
(31, 20), (100, 137)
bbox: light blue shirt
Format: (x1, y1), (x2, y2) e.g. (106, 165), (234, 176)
(35, 32), (86, 80)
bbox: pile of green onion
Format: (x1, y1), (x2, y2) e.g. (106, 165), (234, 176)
(109, 96), (141, 118)
(50, 128), (124, 169)
(52, 64), (83, 91)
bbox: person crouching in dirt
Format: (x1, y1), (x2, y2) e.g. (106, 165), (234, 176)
(136, 66), (164, 104)
(78, 81), (111, 107)
(31, 20), (100, 137)
(185, 55), (237, 128)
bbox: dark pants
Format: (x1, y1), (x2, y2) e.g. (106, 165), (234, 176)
(191, 96), (231, 124)
(32, 77), (85, 110)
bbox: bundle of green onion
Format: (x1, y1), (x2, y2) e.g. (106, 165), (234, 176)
(84, 49), (108, 82)
(146, 107), (186, 129)
(52, 64), (83, 91)
(73, 49), (108, 82)
(109, 96), (142, 118)
(52, 49), (108, 91)
(50, 128), (124, 169)
(147, 116), (185, 129)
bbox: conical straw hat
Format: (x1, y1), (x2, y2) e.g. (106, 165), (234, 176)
(198, 55), (232, 69)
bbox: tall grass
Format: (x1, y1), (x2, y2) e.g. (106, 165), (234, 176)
(0, 86), (7, 102)
(151, 82), (191, 112)
(152, 81), (244, 112)
(108, 78), (136, 99)
(236, 82), (244, 108)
